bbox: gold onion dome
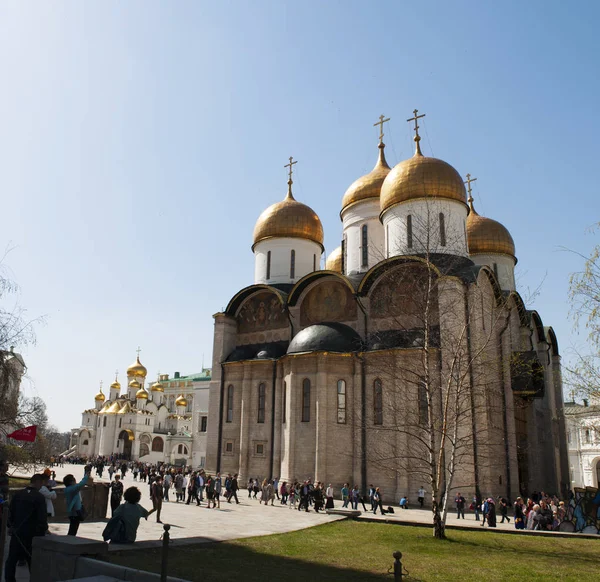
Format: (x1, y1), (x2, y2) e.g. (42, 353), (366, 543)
(151, 381), (164, 392)
(128, 379), (141, 389)
(136, 387), (149, 400)
(380, 136), (467, 215)
(175, 394), (188, 407)
(467, 197), (516, 260)
(252, 181), (324, 250)
(95, 389), (105, 402)
(110, 380), (121, 390)
(127, 356), (147, 378)
(325, 246), (342, 272)
(341, 143), (390, 214)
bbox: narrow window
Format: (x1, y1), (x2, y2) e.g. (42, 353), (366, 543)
(418, 382), (428, 425)
(407, 215), (413, 249)
(290, 249), (295, 278)
(256, 443), (264, 455)
(493, 262), (499, 280)
(302, 378), (311, 422)
(361, 224), (368, 267)
(103, 417), (107, 427)
(225, 441), (233, 453)
(337, 380), (346, 424)
(373, 379), (383, 425)
(282, 381), (287, 424)
(226, 385), (234, 422)
(257, 382), (266, 423)
(585, 429), (591, 444)
(266, 250), (271, 280)
(200, 416), (207, 432)
(313, 254), (316, 271)
(386, 224), (390, 257)
(439, 213), (446, 247)
(342, 235), (347, 274)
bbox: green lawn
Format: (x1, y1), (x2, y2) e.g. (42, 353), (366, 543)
(109, 520), (599, 581)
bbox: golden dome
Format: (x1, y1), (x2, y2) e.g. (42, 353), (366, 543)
(151, 381), (164, 392)
(136, 387), (149, 400)
(95, 389), (105, 402)
(467, 197), (516, 260)
(380, 138), (467, 215)
(341, 144), (390, 214)
(325, 246), (342, 272)
(175, 394), (188, 407)
(252, 183), (324, 250)
(128, 379), (141, 390)
(127, 355), (147, 378)
(110, 380), (121, 390)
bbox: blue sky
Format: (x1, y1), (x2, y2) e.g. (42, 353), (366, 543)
(1, 1), (598, 431)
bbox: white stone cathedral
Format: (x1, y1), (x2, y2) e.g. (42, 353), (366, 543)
(205, 111), (569, 502)
(73, 354), (211, 467)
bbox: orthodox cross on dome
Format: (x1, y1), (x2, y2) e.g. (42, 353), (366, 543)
(99, 380), (103, 390)
(136, 346), (141, 358)
(284, 156), (297, 199)
(373, 114), (390, 145)
(407, 108), (426, 154)
(464, 173), (477, 204)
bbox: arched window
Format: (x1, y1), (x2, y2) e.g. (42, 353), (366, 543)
(140, 443), (150, 457)
(257, 383), (266, 423)
(282, 381), (287, 424)
(361, 224), (368, 267)
(226, 385), (234, 422)
(290, 249), (296, 279)
(373, 379), (383, 425)
(407, 214), (413, 249)
(82, 439), (89, 446)
(266, 250), (271, 280)
(439, 213), (446, 247)
(152, 437), (164, 452)
(177, 444), (188, 455)
(418, 382), (428, 425)
(585, 429), (591, 444)
(302, 378), (311, 422)
(313, 254), (316, 271)
(337, 380), (346, 424)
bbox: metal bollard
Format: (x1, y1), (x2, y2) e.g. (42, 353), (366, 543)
(160, 523), (171, 582)
(393, 551), (403, 581)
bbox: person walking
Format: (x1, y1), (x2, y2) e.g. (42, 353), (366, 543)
(213, 472), (222, 509)
(228, 473), (240, 504)
(417, 487), (425, 509)
(151, 475), (164, 523)
(163, 473), (172, 502)
(373, 487), (386, 515)
(455, 492), (466, 519)
(513, 497), (525, 530)
(341, 483), (350, 508)
(64, 468), (91, 536)
(5, 474), (48, 582)
(487, 498), (497, 527)
(499, 496), (510, 523)
(325, 483), (334, 509)
(110, 475), (124, 515)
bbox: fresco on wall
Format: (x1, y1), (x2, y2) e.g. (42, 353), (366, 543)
(300, 280), (356, 326)
(237, 292), (286, 333)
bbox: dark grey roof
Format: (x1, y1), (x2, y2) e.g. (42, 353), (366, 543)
(225, 341), (289, 362)
(287, 322), (362, 354)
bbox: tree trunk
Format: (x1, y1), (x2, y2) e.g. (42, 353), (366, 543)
(432, 500), (446, 539)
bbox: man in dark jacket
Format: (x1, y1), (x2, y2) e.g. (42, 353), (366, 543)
(150, 476), (164, 523)
(227, 474), (240, 504)
(5, 474), (47, 582)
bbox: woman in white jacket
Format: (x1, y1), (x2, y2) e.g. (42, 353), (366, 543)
(40, 473), (57, 519)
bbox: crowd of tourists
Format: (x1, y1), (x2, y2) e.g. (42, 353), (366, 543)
(453, 490), (571, 531)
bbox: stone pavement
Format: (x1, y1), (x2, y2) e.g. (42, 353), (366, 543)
(42, 465), (345, 548)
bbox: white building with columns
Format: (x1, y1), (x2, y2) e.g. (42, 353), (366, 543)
(73, 354), (211, 466)
(565, 394), (600, 488)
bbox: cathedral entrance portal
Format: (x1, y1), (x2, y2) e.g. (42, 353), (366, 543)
(118, 430), (133, 460)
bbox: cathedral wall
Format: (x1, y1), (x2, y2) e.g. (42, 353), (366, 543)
(470, 253), (516, 292)
(254, 238), (322, 285)
(341, 199), (385, 273)
(383, 199), (469, 258)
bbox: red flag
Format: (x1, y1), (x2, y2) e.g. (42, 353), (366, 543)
(7, 426), (37, 442)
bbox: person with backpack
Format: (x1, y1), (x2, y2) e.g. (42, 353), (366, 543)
(102, 486), (155, 544)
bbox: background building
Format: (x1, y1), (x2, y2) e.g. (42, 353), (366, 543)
(565, 394), (600, 488)
(72, 354), (211, 466)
